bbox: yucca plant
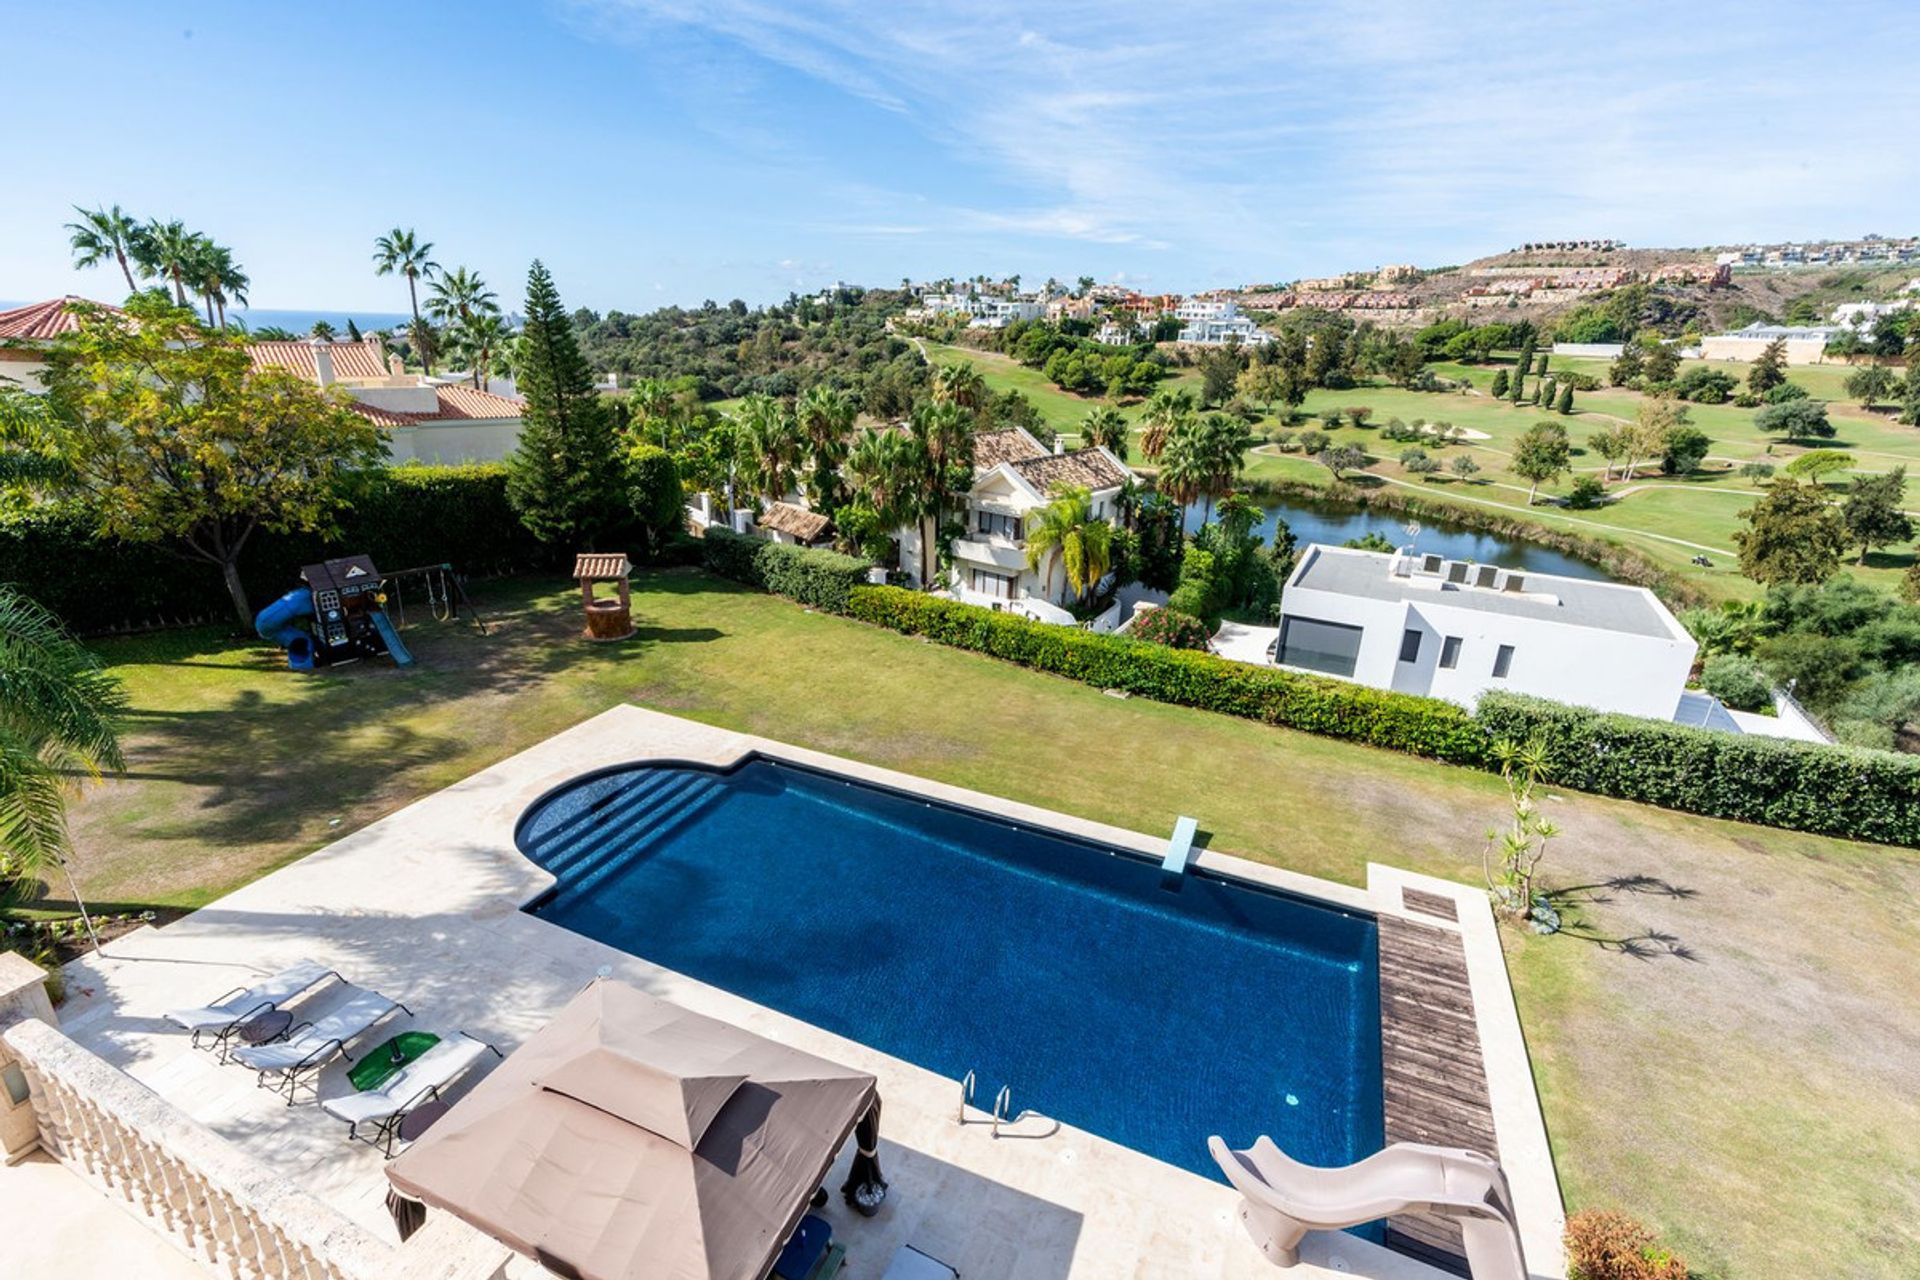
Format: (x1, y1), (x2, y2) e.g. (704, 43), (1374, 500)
(0, 588), (126, 945)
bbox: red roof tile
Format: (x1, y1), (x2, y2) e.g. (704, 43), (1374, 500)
(0, 296), (122, 342)
(248, 338), (393, 381)
(344, 385), (526, 427)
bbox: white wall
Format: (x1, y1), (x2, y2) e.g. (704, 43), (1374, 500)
(386, 419), (522, 465)
(1280, 585), (1696, 720)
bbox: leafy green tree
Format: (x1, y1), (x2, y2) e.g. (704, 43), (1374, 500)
(1733, 479), (1847, 585)
(1845, 363), (1896, 409)
(1024, 486), (1114, 606)
(1701, 653), (1772, 712)
(0, 588), (126, 914)
(1512, 420), (1572, 504)
(1586, 427), (1626, 481)
(1840, 466), (1913, 563)
(1641, 341), (1681, 384)
(625, 443), (683, 559)
(1608, 344), (1644, 386)
(1489, 368), (1509, 398)
(1450, 453), (1481, 481)
(1199, 345), (1243, 406)
(17, 296), (383, 626)
(505, 261), (624, 547)
(1315, 442), (1369, 481)
(64, 204), (146, 294)
(372, 227), (439, 327)
(1660, 426), (1712, 475)
(1746, 338), (1788, 395)
(1781, 449), (1855, 481)
(1555, 380), (1575, 414)
(1754, 398), (1834, 441)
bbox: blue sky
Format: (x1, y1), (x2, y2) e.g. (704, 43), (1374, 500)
(6, 1), (1917, 314)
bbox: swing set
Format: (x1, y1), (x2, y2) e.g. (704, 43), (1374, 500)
(382, 562), (490, 636)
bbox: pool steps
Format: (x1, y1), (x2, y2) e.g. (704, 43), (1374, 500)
(526, 771), (730, 902)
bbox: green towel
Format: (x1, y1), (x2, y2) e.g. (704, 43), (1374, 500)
(349, 1032), (441, 1092)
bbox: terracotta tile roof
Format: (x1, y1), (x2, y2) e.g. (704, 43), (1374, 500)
(1007, 447), (1131, 496)
(247, 337), (394, 381)
(573, 553), (630, 580)
(757, 500), (832, 542)
(0, 296), (121, 342)
(344, 385), (526, 428)
(972, 427), (1050, 470)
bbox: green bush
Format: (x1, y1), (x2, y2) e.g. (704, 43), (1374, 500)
(1130, 607), (1212, 650)
(846, 586), (1486, 762)
(1166, 547), (1219, 623)
(0, 464), (555, 634)
(700, 526), (870, 613)
(1475, 691), (1920, 846)
(1700, 654), (1772, 712)
(1565, 476), (1607, 509)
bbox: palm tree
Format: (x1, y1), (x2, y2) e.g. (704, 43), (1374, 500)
(451, 313), (511, 389)
(406, 317), (439, 375)
(65, 204), (145, 294)
(735, 394), (804, 505)
(1024, 486), (1114, 607)
(1164, 411), (1248, 525)
(904, 399), (974, 586)
(626, 378), (677, 445)
(1138, 388), (1195, 462)
(1081, 404), (1128, 460)
(193, 242), (248, 329)
(846, 426), (914, 529)
(795, 385), (857, 509)
(310, 319), (338, 341)
(426, 266), (498, 326)
(930, 362), (988, 415)
(372, 228), (439, 327)
(0, 587), (127, 945)
(137, 220), (202, 308)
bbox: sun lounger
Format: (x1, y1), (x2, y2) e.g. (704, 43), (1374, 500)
(321, 1031), (501, 1156)
(230, 987), (410, 1104)
(164, 960), (341, 1053)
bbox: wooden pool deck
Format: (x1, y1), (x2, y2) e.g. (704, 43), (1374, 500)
(1377, 896), (1500, 1267)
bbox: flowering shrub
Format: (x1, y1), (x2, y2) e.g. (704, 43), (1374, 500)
(1129, 607), (1211, 650)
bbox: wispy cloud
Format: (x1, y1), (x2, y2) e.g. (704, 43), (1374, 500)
(571, 1), (1920, 280)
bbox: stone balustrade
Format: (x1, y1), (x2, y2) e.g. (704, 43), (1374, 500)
(1, 1016), (477, 1280)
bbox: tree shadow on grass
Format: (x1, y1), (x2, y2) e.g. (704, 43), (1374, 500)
(1543, 873), (1703, 962)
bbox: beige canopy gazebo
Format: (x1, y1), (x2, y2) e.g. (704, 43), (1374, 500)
(386, 981), (882, 1280)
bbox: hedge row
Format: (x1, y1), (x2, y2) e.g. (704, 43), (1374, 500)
(844, 585), (1487, 763)
(842, 585), (1920, 848)
(701, 526), (873, 614)
(1476, 692), (1920, 847)
(0, 465), (559, 634)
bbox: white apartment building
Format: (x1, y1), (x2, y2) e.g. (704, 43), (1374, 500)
(897, 426), (1132, 617)
(1698, 322), (1843, 365)
(912, 292), (1045, 330)
(1830, 299), (1914, 328)
(1173, 298), (1271, 346)
(1275, 545), (1696, 721)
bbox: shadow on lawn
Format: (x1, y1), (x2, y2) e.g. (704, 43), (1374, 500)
(1544, 874), (1703, 962)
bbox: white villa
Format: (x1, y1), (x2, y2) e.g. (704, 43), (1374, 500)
(898, 426), (1132, 618)
(1174, 297), (1271, 346)
(908, 292), (1045, 330)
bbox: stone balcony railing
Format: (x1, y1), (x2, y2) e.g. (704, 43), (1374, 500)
(1, 1013), (507, 1280)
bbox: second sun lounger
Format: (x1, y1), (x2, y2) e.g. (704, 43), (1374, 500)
(230, 986), (411, 1104)
(164, 960), (341, 1053)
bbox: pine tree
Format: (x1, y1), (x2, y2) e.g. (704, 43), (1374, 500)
(506, 260), (622, 546)
(1556, 380), (1575, 414)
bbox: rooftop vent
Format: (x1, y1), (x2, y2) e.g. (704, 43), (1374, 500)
(1444, 562), (1469, 585)
(1473, 565), (1498, 589)
(1502, 574), (1526, 594)
(1419, 553), (1443, 574)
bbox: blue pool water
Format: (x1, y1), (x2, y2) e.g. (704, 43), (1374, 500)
(520, 758), (1384, 1182)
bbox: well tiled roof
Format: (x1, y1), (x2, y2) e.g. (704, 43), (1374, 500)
(1007, 447), (1131, 496)
(758, 500), (832, 542)
(972, 427), (1049, 470)
(573, 553), (630, 580)
(344, 385), (526, 427)
(0, 296), (121, 342)
(247, 337), (392, 380)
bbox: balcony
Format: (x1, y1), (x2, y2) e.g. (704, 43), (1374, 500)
(951, 535), (1027, 571)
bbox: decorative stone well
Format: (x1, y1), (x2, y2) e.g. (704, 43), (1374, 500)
(573, 553), (635, 642)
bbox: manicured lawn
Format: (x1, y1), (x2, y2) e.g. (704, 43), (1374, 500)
(924, 340), (1203, 443)
(39, 571), (1920, 1279)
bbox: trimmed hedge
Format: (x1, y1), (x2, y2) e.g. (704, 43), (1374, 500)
(701, 526), (872, 614)
(846, 585), (1486, 763)
(1475, 692), (1920, 847)
(0, 464), (558, 634)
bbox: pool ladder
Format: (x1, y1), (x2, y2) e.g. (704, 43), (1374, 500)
(956, 1070), (1059, 1140)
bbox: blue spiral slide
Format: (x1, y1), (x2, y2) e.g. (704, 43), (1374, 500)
(254, 588), (317, 671)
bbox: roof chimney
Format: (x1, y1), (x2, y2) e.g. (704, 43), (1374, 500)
(1053, 437), (1065, 455)
(307, 337), (335, 387)
(388, 353), (406, 377)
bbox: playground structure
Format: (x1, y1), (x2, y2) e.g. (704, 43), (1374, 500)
(572, 552), (635, 641)
(254, 556), (484, 671)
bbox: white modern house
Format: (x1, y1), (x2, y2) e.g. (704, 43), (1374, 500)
(1275, 544), (1697, 720)
(911, 292), (1045, 330)
(898, 426), (1132, 620)
(1174, 298), (1271, 346)
(1697, 322), (1842, 365)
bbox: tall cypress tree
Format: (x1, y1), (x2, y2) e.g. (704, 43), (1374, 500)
(1511, 334), (1534, 403)
(1556, 380), (1575, 414)
(506, 260), (622, 546)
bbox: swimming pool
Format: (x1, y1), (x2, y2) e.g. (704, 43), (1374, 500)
(519, 757), (1385, 1182)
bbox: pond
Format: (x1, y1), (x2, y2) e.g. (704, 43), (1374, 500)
(1183, 492), (1613, 582)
